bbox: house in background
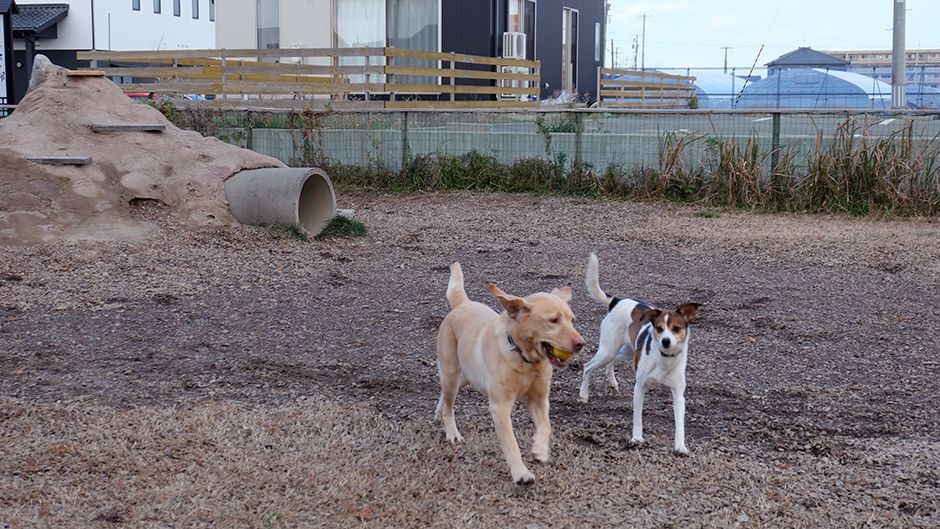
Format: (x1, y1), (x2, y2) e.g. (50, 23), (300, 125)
(765, 47), (849, 76)
(1, 0), (16, 107)
(216, 0), (606, 101)
(7, 0), (216, 102)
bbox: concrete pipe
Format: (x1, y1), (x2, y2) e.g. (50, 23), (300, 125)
(225, 167), (337, 236)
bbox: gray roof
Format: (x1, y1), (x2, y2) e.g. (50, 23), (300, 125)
(0, 0), (19, 14)
(12, 3), (68, 34)
(766, 47), (850, 67)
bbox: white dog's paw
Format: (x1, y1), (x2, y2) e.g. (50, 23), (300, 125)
(512, 468), (536, 485)
(577, 392), (590, 404)
(673, 445), (690, 457)
(445, 431), (464, 444)
(629, 437), (645, 447)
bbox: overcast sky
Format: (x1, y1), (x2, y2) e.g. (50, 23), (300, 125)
(606, 0), (940, 70)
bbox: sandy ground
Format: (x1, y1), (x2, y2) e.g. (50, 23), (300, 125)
(1, 191), (939, 528)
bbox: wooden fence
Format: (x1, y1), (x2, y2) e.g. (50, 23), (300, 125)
(76, 48), (540, 109)
(597, 68), (696, 108)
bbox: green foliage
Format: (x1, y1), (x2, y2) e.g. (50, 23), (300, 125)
(315, 215), (368, 240)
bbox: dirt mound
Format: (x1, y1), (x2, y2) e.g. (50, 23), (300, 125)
(0, 56), (285, 243)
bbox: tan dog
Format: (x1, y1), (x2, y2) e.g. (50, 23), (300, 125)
(435, 262), (585, 484)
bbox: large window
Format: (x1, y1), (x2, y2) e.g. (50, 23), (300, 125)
(335, 0), (439, 84)
(507, 0), (536, 60)
(257, 0), (280, 50)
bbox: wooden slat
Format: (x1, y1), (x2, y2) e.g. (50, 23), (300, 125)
(386, 65), (538, 81)
(223, 64), (382, 76)
(600, 89), (694, 98)
(601, 79), (693, 89)
(385, 47), (538, 68)
(600, 101), (689, 108)
(600, 68), (695, 82)
(100, 67), (221, 79)
(79, 47), (386, 61)
(390, 83), (538, 95)
(384, 100), (539, 109)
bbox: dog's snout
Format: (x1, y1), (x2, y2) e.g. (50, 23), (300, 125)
(661, 338), (672, 349)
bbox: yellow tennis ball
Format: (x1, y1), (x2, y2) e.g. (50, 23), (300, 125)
(552, 347), (573, 361)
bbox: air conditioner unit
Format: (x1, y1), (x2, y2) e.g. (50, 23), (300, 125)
(499, 65), (534, 101)
(502, 31), (527, 60)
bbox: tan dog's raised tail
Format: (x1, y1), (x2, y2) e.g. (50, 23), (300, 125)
(435, 262), (585, 484)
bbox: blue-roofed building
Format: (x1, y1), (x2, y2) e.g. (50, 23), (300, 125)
(736, 68), (891, 110)
(765, 47), (849, 77)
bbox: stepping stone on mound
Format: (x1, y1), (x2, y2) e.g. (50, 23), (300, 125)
(26, 156), (92, 166)
(90, 124), (166, 133)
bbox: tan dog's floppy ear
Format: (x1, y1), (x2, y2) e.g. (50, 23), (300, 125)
(551, 286), (573, 303)
(488, 282), (530, 321)
(641, 308), (663, 324)
(677, 303), (700, 323)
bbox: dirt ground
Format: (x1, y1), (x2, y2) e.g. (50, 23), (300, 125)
(1, 191), (939, 528)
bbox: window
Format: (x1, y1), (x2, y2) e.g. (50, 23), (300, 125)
(132, 0), (140, 11)
(209, 0), (214, 21)
(387, 0), (439, 83)
(173, 0), (180, 16)
(336, 0), (386, 82)
(192, 0), (199, 19)
(595, 22), (601, 62)
(153, 0), (161, 14)
(257, 0), (280, 50)
(507, 0), (536, 60)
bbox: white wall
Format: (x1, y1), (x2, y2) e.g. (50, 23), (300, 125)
(15, 0), (216, 51)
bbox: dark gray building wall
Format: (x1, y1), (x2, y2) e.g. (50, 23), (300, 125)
(441, 0), (605, 101)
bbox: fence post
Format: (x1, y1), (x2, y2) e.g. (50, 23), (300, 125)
(401, 111), (410, 171)
(771, 112), (781, 175)
(246, 110), (253, 151)
(573, 111), (583, 170)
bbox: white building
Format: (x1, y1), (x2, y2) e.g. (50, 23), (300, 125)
(9, 0), (216, 100)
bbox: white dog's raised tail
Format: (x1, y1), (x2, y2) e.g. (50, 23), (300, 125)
(446, 262), (469, 309)
(585, 252), (614, 306)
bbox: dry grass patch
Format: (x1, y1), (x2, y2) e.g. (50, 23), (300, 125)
(1, 397), (936, 528)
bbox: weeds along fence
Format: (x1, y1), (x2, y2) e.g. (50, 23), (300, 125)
(167, 107), (940, 216)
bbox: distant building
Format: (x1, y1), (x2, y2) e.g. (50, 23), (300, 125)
(737, 68), (892, 110)
(1, 0), (15, 107)
(765, 47), (849, 76)
(823, 48), (940, 92)
(7, 0), (216, 102)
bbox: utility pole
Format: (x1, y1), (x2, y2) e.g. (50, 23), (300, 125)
(638, 14), (650, 70)
(610, 38), (616, 68)
(632, 34), (639, 70)
(722, 46), (732, 74)
(892, 0), (906, 108)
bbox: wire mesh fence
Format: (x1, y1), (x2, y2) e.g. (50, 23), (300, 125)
(204, 108), (940, 176)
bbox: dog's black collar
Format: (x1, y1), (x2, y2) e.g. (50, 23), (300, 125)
(660, 350), (682, 357)
(508, 335), (536, 364)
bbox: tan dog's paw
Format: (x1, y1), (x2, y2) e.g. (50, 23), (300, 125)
(532, 450), (550, 464)
(445, 431), (464, 444)
(513, 468), (536, 485)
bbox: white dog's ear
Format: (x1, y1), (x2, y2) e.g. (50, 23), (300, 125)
(678, 303), (700, 323)
(488, 282), (530, 320)
(551, 286), (573, 303)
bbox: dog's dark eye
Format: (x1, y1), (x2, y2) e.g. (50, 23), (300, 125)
(654, 325), (664, 333)
(549, 316), (560, 324)
(672, 326), (681, 333)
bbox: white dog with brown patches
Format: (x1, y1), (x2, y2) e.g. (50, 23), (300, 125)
(578, 253), (699, 455)
(435, 262), (585, 484)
